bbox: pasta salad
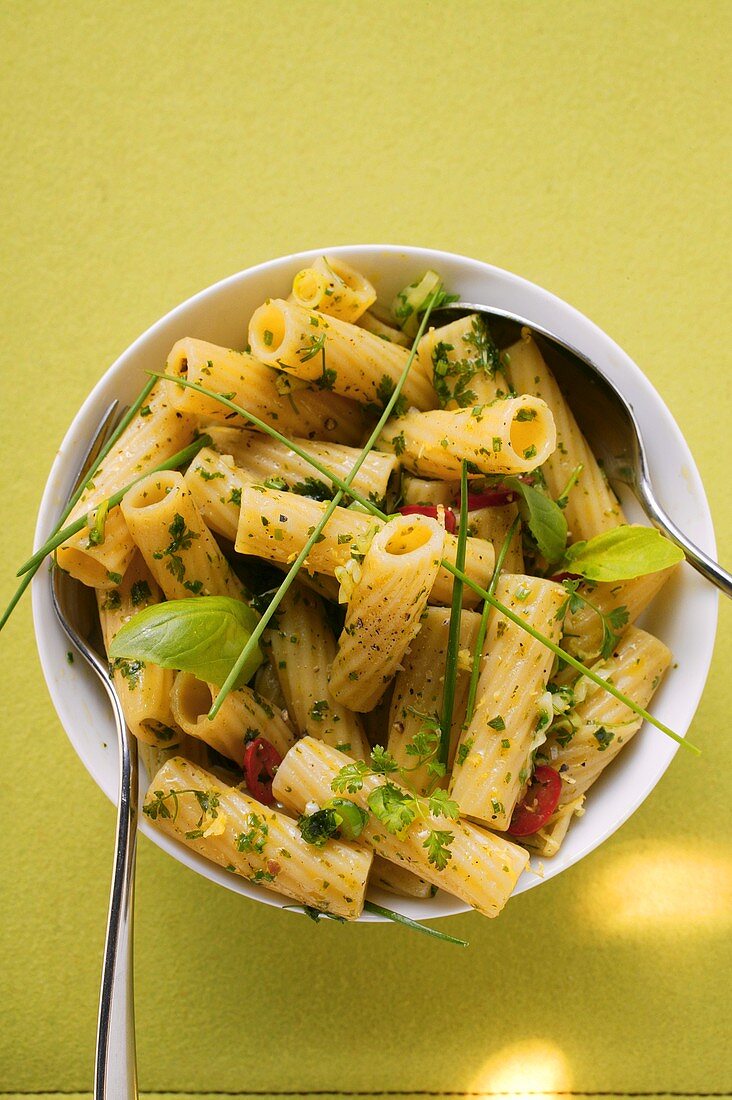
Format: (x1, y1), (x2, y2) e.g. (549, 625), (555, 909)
(11, 256), (687, 940)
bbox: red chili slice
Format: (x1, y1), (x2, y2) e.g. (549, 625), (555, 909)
(243, 737), (283, 805)
(549, 571), (582, 584)
(466, 489), (517, 509)
(507, 765), (562, 836)
(399, 504), (457, 534)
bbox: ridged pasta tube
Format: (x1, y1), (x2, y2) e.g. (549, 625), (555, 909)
(290, 256), (376, 322)
(233, 485), (494, 608)
(121, 470), (244, 600)
(450, 575), (566, 830)
(96, 553), (182, 747)
(184, 448), (250, 541)
(170, 672), (296, 762)
(329, 515), (446, 711)
(370, 856), (434, 899)
(272, 738), (529, 918)
(205, 425), (397, 503)
(254, 661), (290, 713)
(248, 300), (437, 411)
(165, 337), (365, 445)
(505, 330), (625, 539)
(402, 476), (455, 506)
(138, 732), (210, 785)
(561, 566), (677, 662)
(145, 756), (372, 919)
(415, 315), (511, 406)
(377, 395), (556, 479)
(56, 388), (197, 588)
(542, 626), (672, 804)
(387, 607), (481, 793)
(468, 503), (524, 573)
(357, 310), (410, 347)
(264, 586), (370, 759)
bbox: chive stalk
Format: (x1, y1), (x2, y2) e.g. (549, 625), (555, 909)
(438, 461), (468, 765)
(363, 900), (468, 945)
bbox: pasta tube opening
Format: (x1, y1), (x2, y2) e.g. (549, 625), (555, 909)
(384, 519), (436, 556)
(248, 300), (290, 361)
(292, 269), (329, 310)
(122, 470), (178, 512)
(507, 395), (555, 467)
(172, 672), (213, 725)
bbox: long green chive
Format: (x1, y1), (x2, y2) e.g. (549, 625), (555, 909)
(153, 381), (694, 753)
(556, 462), (584, 510)
(16, 436), (212, 576)
(445, 561), (697, 754)
(363, 900), (468, 945)
(1, 377), (157, 632)
(205, 287), (444, 720)
(464, 515), (520, 727)
(438, 460), (469, 765)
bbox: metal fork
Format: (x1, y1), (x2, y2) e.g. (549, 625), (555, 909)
(50, 402), (138, 1098)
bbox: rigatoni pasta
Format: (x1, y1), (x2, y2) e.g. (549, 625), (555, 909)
(57, 387), (197, 588)
(376, 395), (556, 479)
(449, 575), (566, 830)
(329, 515), (445, 711)
(264, 586), (370, 760)
(165, 336), (365, 445)
(121, 470), (244, 601)
(505, 329), (625, 539)
(248, 299), (437, 411)
(291, 255), (376, 322)
(273, 738), (529, 918)
(96, 553), (182, 747)
(52, 255), (681, 928)
(145, 756), (372, 919)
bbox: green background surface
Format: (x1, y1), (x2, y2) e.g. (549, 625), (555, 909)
(1, 1), (730, 1096)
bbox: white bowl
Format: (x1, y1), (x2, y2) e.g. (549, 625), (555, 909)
(33, 245), (719, 924)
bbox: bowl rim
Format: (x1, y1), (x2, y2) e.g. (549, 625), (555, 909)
(32, 243), (719, 924)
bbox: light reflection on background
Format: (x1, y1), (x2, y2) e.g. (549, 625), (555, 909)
(581, 841), (732, 933)
(467, 1039), (571, 1098)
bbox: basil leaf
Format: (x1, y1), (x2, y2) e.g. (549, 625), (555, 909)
(503, 477), (567, 564)
(109, 596), (263, 688)
(563, 525), (684, 582)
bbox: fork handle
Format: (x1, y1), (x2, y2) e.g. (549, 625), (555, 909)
(639, 481), (732, 599)
(94, 724), (139, 1099)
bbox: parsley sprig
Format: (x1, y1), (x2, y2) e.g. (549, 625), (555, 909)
(143, 786), (221, 840)
(329, 744), (460, 871)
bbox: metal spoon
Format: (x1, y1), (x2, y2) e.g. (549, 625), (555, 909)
(434, 303), (731, 598)
(51, 403), (138, 1098)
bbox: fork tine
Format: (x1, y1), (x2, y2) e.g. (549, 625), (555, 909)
(65, 400), (124, 504)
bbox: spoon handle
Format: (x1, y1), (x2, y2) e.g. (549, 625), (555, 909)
(94, 710), (139, 1099)
(638, 481), (732, 599)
